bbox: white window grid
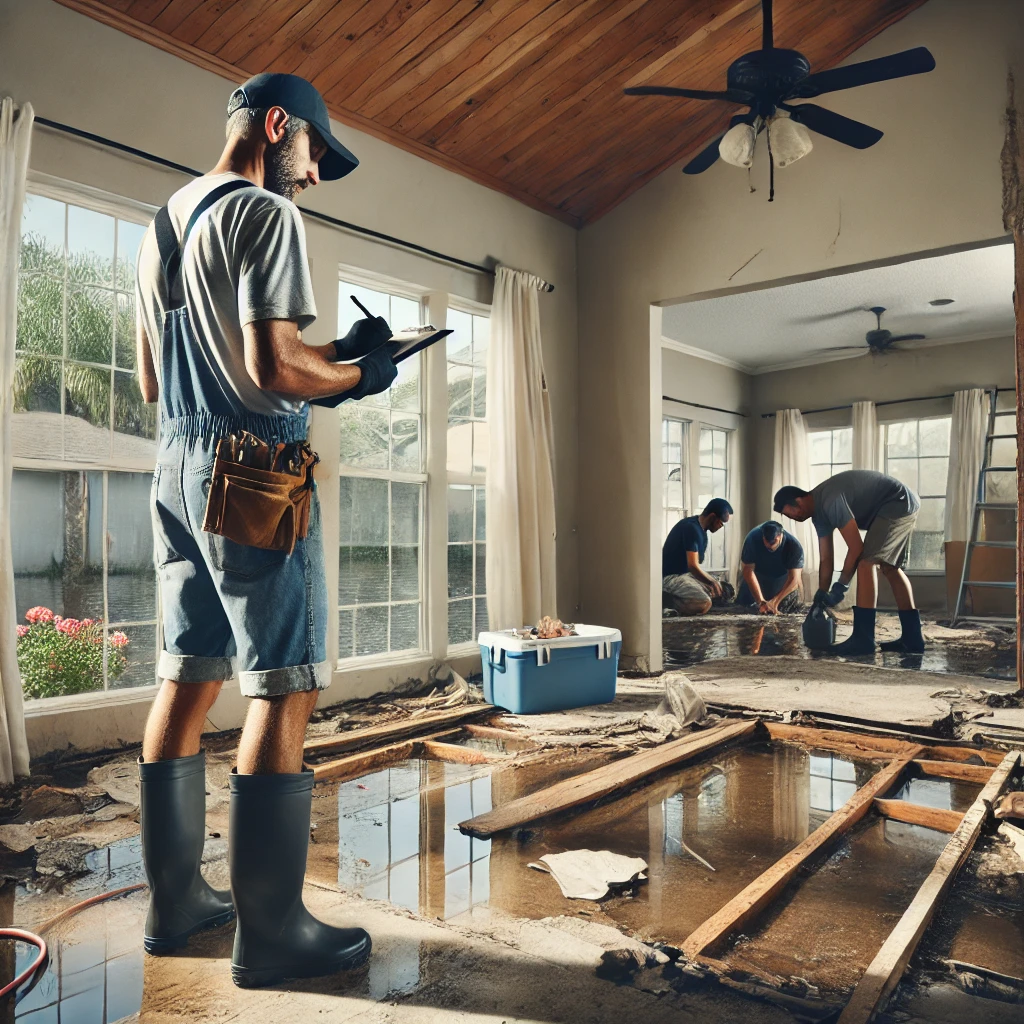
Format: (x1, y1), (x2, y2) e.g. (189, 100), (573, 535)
(696, 426), (729, 570)
(883, 417), (951, 572)
(808, 427), (853, 572)
(662, 417), (689, 539)
(808, 753), (858, 815)
(443, 774), (492, 918)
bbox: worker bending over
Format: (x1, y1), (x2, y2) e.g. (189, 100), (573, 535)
(735, 520), (804, 615)
(662, 498), (733, 615)
(773, 469), (924, 655)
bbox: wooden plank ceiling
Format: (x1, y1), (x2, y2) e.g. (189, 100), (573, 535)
(56, 0), (929, 226)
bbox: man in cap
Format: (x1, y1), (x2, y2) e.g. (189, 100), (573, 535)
(735, 520), (804, 614)
(774, 469), (923, 656)
(662, 498), (734, 615)
(135, 73), (391, 988)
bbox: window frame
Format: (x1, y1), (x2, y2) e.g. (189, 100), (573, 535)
(807, 426), (853, 574)
(661, 415), (690, 540)
(696, 424), (730, 572)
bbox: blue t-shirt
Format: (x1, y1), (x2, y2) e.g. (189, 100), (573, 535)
(740, 525), (805, 579)
(663, 515), (707, 576)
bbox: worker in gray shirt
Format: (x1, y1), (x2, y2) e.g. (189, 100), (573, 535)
(773, 470), (923, 656)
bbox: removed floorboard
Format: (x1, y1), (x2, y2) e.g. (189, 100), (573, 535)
(913, 759), (994, 784)
(681, 750), (923, 960)
(837, 749), (1022, 1024)
(458, 719), (757, 839)
(873, 798), (963, 833)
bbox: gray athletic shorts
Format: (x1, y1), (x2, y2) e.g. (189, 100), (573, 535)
(862, 512), (918, 569)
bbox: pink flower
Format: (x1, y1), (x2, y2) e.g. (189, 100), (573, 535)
(80, 618), (97, 628)
(25, 606), (54, 625)
(110, 631), (129, 648)
(55, 617), (83, 636)
(16, 625), (29, 638)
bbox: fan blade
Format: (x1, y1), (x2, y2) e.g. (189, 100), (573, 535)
(887, 334), (926, 343)
(683, 114), (755, 175)
(793, 47), (935, 98)
(820, 345), (868, 352)
(624, 85), (754, 103)
(784, 103), (883, 149)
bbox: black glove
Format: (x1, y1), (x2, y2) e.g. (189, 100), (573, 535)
(332, 316), (391, 362)
(813, 588), (830, 608)
(345, 344), (398, 401)
(826, 580), (849, 607)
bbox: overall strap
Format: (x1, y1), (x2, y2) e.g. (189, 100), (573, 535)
(153, 178), (255, 295)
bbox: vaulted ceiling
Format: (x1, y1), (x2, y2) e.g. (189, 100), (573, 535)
(57, 0), (929, 226)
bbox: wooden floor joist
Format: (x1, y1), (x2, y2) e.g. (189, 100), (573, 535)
(873, 798), (963, 834)
(419, 739), (494, 765)
(458, 719), (758, 838)
(913, 759), (995, 785)
(311, 738), (419, 782)
(681, 749), (924, 960)
(302, 703), (495, 758)
(837, 749), (1022, 1024)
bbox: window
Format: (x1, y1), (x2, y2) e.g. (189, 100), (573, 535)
(12, 189), (158, 699)
(884, 417), (951, 571)
(696, 426), (728, 570)
(809, 427), (853, 570)
(662, 417), (689, 538)
(446, 307), (489, 646)
(808, 753), (858, 814)
(442, 774), (492, 918)
(337, 281), (425, 659)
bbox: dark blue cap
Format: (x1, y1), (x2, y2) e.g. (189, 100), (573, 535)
(228, 73), (358, 181)
(702, 498), (733, 519)
(761, 520), (784, 542)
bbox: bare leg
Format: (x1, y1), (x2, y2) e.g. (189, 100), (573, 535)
(879, 563), (915, 611)
(143, 680), (224, 762)
(670, 594), (712, 616)
(855, 561), (878, 609)
(236, 689), (320, 775)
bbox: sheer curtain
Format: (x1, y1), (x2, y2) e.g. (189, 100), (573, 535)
(485, 266), (557, 630)
(772, 408), (818, 578)
(0, 98), (34, 781)
(852, 400), (881, 471)
(945, 388), (988, 541)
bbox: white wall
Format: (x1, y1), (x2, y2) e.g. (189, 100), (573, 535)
(1, 0), (579, 755)
(578, 0), (1023, 662)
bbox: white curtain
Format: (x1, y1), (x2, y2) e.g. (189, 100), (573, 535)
(945, 388), (988, 542)
(772, 409), (818, 575)
(0, 98), (34, 781)
(852, 400), (881, 471)
(486, 265), (557, 630)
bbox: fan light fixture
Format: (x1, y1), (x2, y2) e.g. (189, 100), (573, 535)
(719, 121), (757, 168)
(769, 112), (813, 167)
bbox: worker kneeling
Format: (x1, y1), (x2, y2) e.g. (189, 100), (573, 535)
(662, 499), (733, 615)
(774, 469), (924, 656)
(735, 520), (804, 615)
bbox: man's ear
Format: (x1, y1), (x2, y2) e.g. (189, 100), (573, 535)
(264, 106), (290, 145)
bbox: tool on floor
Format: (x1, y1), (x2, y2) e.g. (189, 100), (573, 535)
(952, 388), (1017, 627)
(801, 599), (836, 650)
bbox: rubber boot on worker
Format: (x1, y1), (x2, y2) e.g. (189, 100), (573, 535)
(139, 752), (235, 954)
(879, 608), (926, 654)
(830, 606), (877, 657)
(229, 769), (371, 989)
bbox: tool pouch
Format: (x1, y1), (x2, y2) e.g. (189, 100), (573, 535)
(202, 435), (318, 556)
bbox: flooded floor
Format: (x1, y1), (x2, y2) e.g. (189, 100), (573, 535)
(663, 615), (1017, 681)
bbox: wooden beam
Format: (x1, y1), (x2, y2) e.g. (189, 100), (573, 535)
(837, 750), (1022, 1023)
(873, 799), (963, 834)
(311, 739), (417, 783)
(459, 719), (758, 839)
(302, 704), (496, 758)
(462, 724), (532, 742)
(418, 740), (493, 765)
(913, 760), (995, 785)
(681, 750), (923, 960)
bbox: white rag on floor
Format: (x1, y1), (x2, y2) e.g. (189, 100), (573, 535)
(535, 850), (648, 900)
(999, 822), (1024, 870)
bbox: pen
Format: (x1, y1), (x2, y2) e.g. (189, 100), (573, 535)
(350, 294), (374, 319)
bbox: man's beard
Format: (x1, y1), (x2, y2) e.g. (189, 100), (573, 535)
(263, 135), (307, 201)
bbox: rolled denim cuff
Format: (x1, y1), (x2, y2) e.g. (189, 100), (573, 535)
(238, 660), (331, 698)
(158, 651), (234, 683)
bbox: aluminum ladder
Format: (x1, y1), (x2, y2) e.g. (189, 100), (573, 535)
(951, 389), (1017, 627)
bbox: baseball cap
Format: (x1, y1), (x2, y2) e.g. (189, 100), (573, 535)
(227, 73), (358, 181)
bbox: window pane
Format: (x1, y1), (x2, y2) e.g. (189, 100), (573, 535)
(106, 472), (156, 623)
(472, 421), (489, 473)
(64, 364), (111, 459)
(712, 469), (726, 496)
(21, 194), (65, 275)
(666, 480), (682, 509)
(447, 418), (472, 474)
(917, 497), (944, 533)
(886, 421), (917, 458)
(339, 476), (388, 605)
(447, 363), (472, 416)
(391, 351), (420, 413)
(448, 598), (472, 645)
(391, 482), (420, 602)
(114, 292), (136, 369)
(887, 458), (918, 492)
(67, 284), (113, 364)
(390, 603), (419, 652)
(67, 205), (114, 286)
(472, 314), (489, 366)
(810, 463), (830, 488)
(113, 371), (157, 457)
(712, 429), (726, 464)
(668, 419), (682, 446)
(339, 282), (388, 335)
(446, 309), (472, 363)
(390, 295), (420, 332)
(475, 543), (486, 595)
(833, 428), (852, 464)
(475, 486), (486, 542)
(116, 219), (147, 293)
(338, 608), (354, 660)
(448, 544), (473, 598)
(12, 470), (65, 622)
(340, 404), (389, 469)
(698, 428), (712, 458)
(16, 273), (63, 355)
(472, 367), (487, 419)
(448, 485), (473, 541)
(475, 596), (489, 634)
(12, 354), (62, 458)
(809, 432), (831, 465)
(918, 457), (948, 497)
(391, 412), (420, 473)
(108, 623), (157, 690)
(354, 605), (388, 657)
(909, 531), (944, 571)
(919, 417), (950, 457)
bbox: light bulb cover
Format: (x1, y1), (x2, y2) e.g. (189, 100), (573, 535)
(719, 122), (757, 168)
(770, 113), (813, 167)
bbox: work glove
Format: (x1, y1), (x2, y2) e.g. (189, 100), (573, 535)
(332, 315), (391, 362)
(345, 344), (398, 401)
(825, 580), (849, 607)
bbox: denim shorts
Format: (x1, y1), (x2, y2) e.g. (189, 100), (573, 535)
(151, 413), (330, 697)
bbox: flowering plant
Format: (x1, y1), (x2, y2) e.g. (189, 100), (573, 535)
(16, 608), (129, 699)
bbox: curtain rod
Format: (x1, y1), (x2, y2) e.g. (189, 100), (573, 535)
(759, 386), (1014, 419)
(34, 115), (554, 291)
(663, 396), (748, 418)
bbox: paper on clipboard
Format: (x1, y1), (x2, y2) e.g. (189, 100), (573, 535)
(388, 326), (453, 363)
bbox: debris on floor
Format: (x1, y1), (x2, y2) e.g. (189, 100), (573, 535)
(530, 849), (648, 900)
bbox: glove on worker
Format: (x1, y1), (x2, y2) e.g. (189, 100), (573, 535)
(332, 316), (391, 362)
(344, 344), (398, 402)
(825, 580), (849, 607)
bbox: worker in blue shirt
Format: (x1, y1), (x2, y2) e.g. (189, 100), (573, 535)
(735, 521), (804, 614)
(662, 498), (733, 615)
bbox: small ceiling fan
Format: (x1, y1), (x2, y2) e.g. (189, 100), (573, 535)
(624, 0), (935, 176)
(824, 306), (926, 354)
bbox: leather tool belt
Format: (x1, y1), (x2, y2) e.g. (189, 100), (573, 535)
(202, 431), (319, 556)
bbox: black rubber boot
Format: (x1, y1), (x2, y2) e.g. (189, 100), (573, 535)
(229, 769), (371, 989)
(880, 609), (926, 653)
(139, 752), (235, 954)
(830, 606), (877, 656)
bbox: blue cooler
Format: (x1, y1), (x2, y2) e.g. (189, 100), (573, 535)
(478, 625), (622, 714)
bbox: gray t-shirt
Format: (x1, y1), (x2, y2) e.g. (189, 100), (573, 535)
(811, 470), (920, 538)
(136, 172), (317, 417)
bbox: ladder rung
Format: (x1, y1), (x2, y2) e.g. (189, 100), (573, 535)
(988, 433), (1017, 440)
(978, 502), (1016, 510)
(983, 466), (1017, 472)
(955, 615), (1017, 626)
(963, 580), (1016, 589)
(969, 540), (1016, 548)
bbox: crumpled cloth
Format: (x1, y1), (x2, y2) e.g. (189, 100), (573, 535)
(532, 849), (648, 900)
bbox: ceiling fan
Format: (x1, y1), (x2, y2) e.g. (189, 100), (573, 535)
(624, 0), (936, 176)
(824, 306), (926, 354)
